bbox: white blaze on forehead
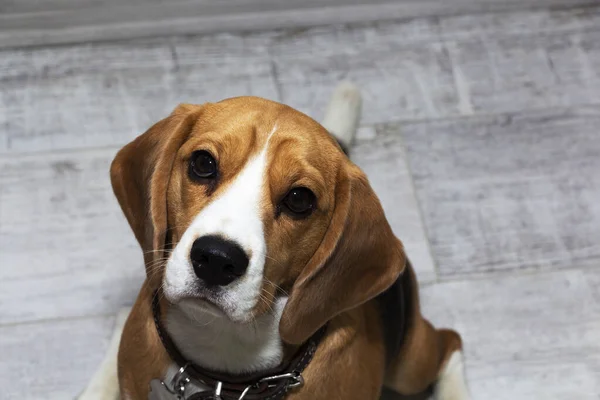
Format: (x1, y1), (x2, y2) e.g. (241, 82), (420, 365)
(164, 124), (278, 321)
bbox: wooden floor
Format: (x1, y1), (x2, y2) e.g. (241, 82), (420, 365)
(2, 5), (600, 400)
(1, 0), (597, 48)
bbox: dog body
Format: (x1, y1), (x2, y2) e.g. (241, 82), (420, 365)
(110, 96), (471, 400)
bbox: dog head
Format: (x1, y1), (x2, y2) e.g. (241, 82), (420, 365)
(111, 97), (405, 345)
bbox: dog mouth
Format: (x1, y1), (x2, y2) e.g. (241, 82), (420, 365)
(178, 296), (228, 319)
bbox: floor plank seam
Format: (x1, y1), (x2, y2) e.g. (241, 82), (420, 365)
(4, 103), (600, 157)
(428, 262), (600, 286)
(2, 3), (600, 51)
(377, 124), (441, 282)
(1, 4), (599, 56)
(0, 103), (600, 160)
(0, 311), (121, 329)
(375, 103), (600, 133)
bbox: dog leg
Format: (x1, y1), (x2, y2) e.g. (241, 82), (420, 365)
(385, 324), (472, 400)
(383, 267), (471, 399)
(385, 323), (472, 400)
(77, 307), (130, 400)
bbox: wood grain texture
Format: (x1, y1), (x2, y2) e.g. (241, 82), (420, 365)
(390, 106), (600, 276)
(1, 0), (598, 49)
(271, 8), (600, 125)
(584, 268), (600, 304)
(0, 316), (117, 400)
(0, 148), (145, 324)
(352, 136), (437, 283)
(3, 7), (600, 154)
(0, 35), (278, 153)
(421, 268), (600, 400)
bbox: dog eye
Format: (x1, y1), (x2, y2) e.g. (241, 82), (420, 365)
(281, 187), (316, 217)
(189, 151), (217, 180)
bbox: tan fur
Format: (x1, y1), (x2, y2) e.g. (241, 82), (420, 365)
(111, 96), (465, 399)
(117, 283), (172, 399)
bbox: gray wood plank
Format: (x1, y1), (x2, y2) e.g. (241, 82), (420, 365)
(3, 7), (600, 154)
(0, 36), (278, 153)
(0, 316), (116, 400)
(584, 268), (600, 304)
(1, 0), (152, 13)
(388, 106), (600, 276)
(271, 11), (600, 125)
(444, 28), (600, 114)
(0, 148), (145, 324)
(1, 0), (597, 49)
(438, 6), (600, 37)
(421, 268), (600, 400)
(352, 135), (437, 283)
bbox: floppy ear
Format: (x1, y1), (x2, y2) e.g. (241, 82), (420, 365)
(279, 163), (406, 345)
(110, 104), (202, 281)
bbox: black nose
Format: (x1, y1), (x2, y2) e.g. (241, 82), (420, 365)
(190, 235), (249, 287)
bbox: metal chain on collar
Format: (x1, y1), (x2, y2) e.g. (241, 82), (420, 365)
(149, 369), (306, 400)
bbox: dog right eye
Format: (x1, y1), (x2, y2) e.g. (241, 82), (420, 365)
(280, 187), (316, 218)
(189, 151), (218, 181)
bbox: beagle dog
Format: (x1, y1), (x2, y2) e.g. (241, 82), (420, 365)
(107, 88), (471, 400)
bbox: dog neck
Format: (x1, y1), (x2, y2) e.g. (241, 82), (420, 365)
(164, 297), (289, 374)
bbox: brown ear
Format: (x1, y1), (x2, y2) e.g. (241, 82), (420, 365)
(279, 163), (406, 344)
(110, 104), (202, 281)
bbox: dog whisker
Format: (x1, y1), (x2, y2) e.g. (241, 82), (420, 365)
(142, 249), (174, 256)
(145, 258), (170, 268)
(263, 278), (289, 297)
(257, 290), (276, 315)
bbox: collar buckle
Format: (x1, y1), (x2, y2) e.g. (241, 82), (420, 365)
(259, 371), (304, 388)
(236, 371), (304, 400)
(172, 363), (192, 399)
(213, 381), (223, 400)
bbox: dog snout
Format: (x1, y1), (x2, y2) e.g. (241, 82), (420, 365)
(190, 235), (249, 287)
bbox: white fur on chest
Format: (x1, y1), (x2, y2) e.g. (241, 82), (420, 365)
(165, 297), (288, 374)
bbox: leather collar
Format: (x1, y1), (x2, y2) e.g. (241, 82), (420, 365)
(152, 291), (326, 400)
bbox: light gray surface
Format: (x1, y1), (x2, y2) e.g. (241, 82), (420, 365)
(0, 148), (143, 324)
(1, 4), (600, 400)
(421, 269), (600, 400)
(0, 316), (116, 400)
(3, 6), (600, 153)
(353, 138), (437, 283)
(386, 106), (600, 276)
(1, 0), (598, 49)
(271, 8), (600, 124)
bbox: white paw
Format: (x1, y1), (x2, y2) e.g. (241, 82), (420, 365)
(434, 351), (472, 400)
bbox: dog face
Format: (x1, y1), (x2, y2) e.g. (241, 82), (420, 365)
(111, 97), (405, 344)
(163, 99), (340, 324)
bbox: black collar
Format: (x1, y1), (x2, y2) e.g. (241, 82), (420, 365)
(152, 291), (326, 400)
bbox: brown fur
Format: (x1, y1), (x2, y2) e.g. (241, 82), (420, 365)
(111, 97), (463, 399)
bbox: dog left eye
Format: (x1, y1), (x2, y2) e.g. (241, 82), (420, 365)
(189, 151), (217, 180)
(281, 187), (316, 217)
